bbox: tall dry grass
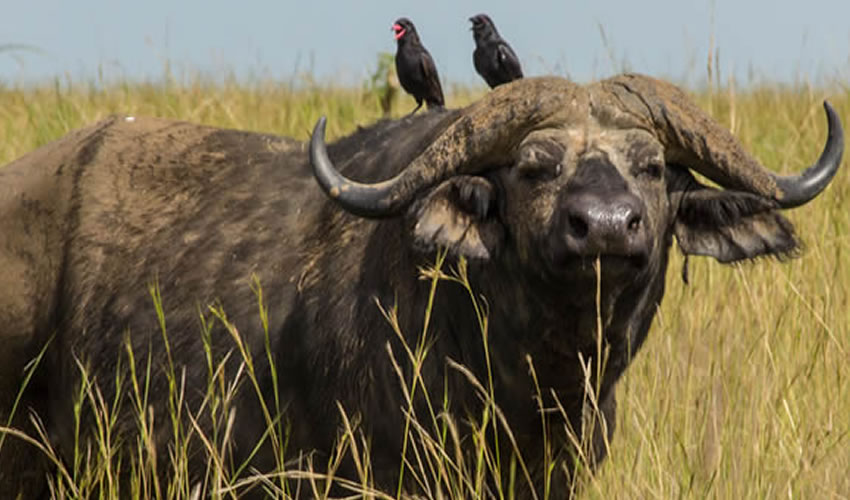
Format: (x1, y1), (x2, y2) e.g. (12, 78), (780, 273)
(0, 73), (848, 498)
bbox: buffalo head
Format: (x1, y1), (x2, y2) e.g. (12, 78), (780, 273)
(310, 74), (842, 294)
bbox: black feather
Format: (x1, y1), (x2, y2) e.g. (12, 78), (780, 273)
(392, 17), (445, 114)
(470, 14), (523, 88)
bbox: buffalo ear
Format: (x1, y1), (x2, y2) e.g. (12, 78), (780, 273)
(670, 166), (799, 263)
(408, 175), (505, 260)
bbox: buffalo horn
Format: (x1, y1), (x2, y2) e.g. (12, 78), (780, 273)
(310, 78), (580, 217)
(602, 74), (844, 206)
(772, 101), (843, 208)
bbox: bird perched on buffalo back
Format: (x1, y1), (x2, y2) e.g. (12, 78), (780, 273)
(391, 17), (445, 114)
(470, 14), (523, 88)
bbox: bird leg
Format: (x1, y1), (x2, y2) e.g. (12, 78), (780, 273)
(407, 100), (424, 116)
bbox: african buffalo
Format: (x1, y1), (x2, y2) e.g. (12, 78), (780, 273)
(0, 74), (843, 498)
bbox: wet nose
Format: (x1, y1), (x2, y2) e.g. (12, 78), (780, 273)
(562, 191), (645, 255)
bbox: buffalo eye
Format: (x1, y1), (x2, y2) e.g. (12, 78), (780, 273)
(515, 141), (565, 182)
(518, 162), (562, 181)
(633, 161), (663, 180)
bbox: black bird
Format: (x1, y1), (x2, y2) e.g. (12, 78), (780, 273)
(469, 14), (523, 88)
(391, 17), (445, 114)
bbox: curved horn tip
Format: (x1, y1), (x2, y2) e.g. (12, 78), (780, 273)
(773, 99), (844, 208)
(823, 101), (837, 131)
(308, 115), (405, 218)
(309, 116), (329, 168)
(312, 115), (327, 139)
(824, 99), (837, 115)
(309, 115), (337, 195)
(823, 100), (843, 140)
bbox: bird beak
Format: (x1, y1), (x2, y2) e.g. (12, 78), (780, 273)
(392, 24), (406, 40)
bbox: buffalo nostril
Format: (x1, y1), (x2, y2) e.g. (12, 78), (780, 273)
(568, 215), (589, 238)
(627, 213), (642, 232)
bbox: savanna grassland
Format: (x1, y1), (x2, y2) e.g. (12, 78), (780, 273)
(0, 70), (848, 499)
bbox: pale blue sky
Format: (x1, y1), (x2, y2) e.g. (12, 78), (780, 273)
(2, 1), (849, 87)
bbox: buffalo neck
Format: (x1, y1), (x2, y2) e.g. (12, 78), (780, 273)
(459, 246), (670, 402)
